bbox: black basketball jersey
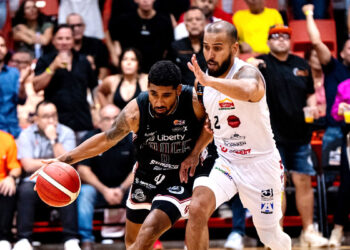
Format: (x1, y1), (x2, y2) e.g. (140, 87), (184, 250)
(134, 85), (202, 185)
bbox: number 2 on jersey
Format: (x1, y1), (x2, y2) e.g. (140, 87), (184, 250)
(214, 115), (221, 129)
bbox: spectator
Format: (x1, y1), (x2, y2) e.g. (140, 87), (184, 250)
(292, 0), (329, 19)
(233, 0), (283, 54)
(108, 0), (174, 72)
(175, 0), (232, 40)
(97, 48), (147, 109)
(329, 79), (350, 247)
(33, 24), (97, 143)
(12, 0), (53, 58)
(0, 33), (26, 138)
(8, 48), (43, 128)
(303, 4), (350, 168)
(66, 13), (109, 81)
(0, 130), (21, 250)
(251, 24), (329, 247)
(13, 101), (80, 250)
(77, 104), (135, 250)
(58, 0), (104, 40)
(304, 48), (326, 119)
(168, 7), (207, 86)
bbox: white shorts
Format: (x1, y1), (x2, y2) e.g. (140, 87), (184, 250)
(194, 151), (284, 228)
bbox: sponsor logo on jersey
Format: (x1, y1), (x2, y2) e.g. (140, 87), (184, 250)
(227, 115), (241, 128)
(223, 139), (246, 147)
(261, 188), (274, 214)
(172, 126), (188, 132)
(220, 146), (251, 155)
(233, 149), (251, 155)
(219, 98), (235, 110)
(220, 145), (228, 152)
(229, 133), (246, 140)
(157, 134), (185, 141)
(167, 186), (185, 194)
(214, 166), (233, 181)
(132, 188), (146, 202)
(149, 160), (179, 169)
(173, 120), (185, 125)
(135, 178), (156, 189)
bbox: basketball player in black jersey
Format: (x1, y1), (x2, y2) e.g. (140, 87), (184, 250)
(33, 61), (211, 250)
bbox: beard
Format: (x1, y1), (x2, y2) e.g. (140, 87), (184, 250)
(207, 53), (232, 77)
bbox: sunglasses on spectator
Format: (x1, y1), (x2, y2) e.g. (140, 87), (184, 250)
(269, 33), (290, 40)
(69, 23), (84, 28)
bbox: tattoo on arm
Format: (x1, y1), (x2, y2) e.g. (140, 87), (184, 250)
(234, 66), (260, 81)
(63, 155), (74, 164)
(105, 110), (130, 141)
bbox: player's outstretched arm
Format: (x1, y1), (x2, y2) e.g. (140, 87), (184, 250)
(57, 100), (140, 165)
(188, 54), (265, 102)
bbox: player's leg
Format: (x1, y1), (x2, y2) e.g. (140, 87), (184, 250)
(125, 219), (142, 248)
(186, 159), (238, 250)
(186, 186), (216, 250)
(128, 208), (172, 250)
(256, 224), (291, 250)
(237, 152), (292, 250)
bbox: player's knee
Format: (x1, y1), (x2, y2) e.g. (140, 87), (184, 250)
(189, 197), (213, 222)
(257, 226), (291, 250)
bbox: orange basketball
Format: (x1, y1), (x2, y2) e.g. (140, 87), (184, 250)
(36, 162), (81, 207)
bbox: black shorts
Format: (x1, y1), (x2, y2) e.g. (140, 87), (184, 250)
(126, 178), (192, 225)
(126, 157), (213, 225)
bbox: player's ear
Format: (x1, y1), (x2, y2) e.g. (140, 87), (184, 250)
(232, 41), (239, 56)
(176, 84), (182, 96)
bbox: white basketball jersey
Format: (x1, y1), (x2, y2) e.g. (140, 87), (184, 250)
(203, 58), (277, 162)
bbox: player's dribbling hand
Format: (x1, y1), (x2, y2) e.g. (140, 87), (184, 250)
(188, 54), (212, 86)
(180, 153), (199, 183)
(30, 158), (59, 190)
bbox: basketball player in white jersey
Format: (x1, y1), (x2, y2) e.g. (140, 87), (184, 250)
(180, 21), (292, 250)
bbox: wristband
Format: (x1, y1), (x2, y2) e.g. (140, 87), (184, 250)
(304, 10), (314, 16)
(45, 67), (53, 75)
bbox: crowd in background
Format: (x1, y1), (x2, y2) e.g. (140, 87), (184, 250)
(0, 0), (350, 250)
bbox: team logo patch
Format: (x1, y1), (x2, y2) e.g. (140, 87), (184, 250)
(173, 120), (185, 125)
(167, 186), (184, 194)
(219, 98), (235, 110)
(261, 188), (274, 214)
(227, 115), (241, 128)
(132, 188), (146, 202)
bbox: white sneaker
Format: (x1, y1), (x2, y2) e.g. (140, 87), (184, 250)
(329, 227), (344, 247)
(300, 224), (328, 247)
(64, 239), (81, 250)
(0, 240), (11, 250)
(13, 239), (33, 250)
(224, 232), (243, 250)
